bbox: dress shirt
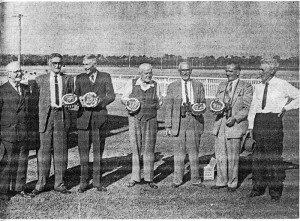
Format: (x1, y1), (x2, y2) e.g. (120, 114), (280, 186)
(248, 76), (299, 129)
(89, 71), (97, 84)
(228, 78), (239, 99)
(50, 71), (63, 108)
(121, 78), (163, 107)
(181, 79), (194, 105)
(9, 80), (21, 95)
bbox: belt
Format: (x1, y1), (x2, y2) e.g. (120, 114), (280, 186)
(50, 107), (62, 112)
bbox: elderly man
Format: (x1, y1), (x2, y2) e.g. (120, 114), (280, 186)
(121, 63), (162, 189)
(165, 62), (206, 188)
(211, 63), (253, 192)
(32, 53), (74, 196)
(247, 58), (299, 201)
(75, 54), (115, 193)
(0, 62), (32, 200)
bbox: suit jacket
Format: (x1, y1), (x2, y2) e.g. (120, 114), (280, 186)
(0, 82), (30, 142)
(75, 70), (115, 130)
(36, 73), (73, 133)
(164, 79), (206, 137)
(212, 79), (253, 138)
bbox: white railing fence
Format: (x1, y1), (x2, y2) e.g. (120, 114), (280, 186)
(0, 73), (299, 99)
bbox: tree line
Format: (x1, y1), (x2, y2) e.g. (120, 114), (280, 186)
(0, 54), (298, 70)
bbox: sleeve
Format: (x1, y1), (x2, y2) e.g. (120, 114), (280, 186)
(284, 82), (300, 111)
(235, 83), (253, 123)
(164, 83), (174, 128)
(247, 85), (258, 129)
(156, 83), (163, 108)
(199, 82), (206, 104)
(120, 80), (133, 105)
(75, 75), (81, 96)
(100, 73), (116, 108)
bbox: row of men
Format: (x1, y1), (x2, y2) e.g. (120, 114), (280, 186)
(0, 54), (298, 203)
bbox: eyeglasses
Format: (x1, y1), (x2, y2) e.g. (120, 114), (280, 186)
(51, 62), (62, 65)
(225, 70), (234, 73)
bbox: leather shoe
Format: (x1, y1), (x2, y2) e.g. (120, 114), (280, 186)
(77, 188), (87, 193)
(16, 191), (34, 198)
(0, 194), (10, 201)
(271, 196), (280, 201)
(247, 191), (264, 198)
(227, 187), (237, 192)
(127, 180), (138, 188)
(171, 183), (181, 188)
(147, 182), (158, 189)
(96, 186), (107, 192)
(55, 188), (71, 194)
(31, 189), (42, 196)
(210, 185), (227, 190)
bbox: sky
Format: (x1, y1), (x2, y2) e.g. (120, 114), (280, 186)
(0, 1), (299, 58)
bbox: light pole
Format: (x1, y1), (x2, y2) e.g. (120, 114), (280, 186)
(128, 42), (134, 68)
(12, 14), (24, 69)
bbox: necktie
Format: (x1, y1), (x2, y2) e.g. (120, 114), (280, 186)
(184, 81), (189, 104)
(55, 74), (59, 106)
(90, 74), (94, 83)
(224, 81), (232, 103)
(16, 84), (21, 95)
(262, 82), (269, 110)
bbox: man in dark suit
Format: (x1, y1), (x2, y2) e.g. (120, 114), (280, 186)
(165, 62), (206, 188)
(75, 54), (115, 193)
(0, 61), (32, 200)
(32, 53), (73, 195)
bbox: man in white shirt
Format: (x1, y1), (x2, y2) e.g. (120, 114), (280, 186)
(211, 63), (253, 192)
(121, 63), (162, 189)
(247, 58), (299, 201)
(165, 62), (206, 188)
(32, 53), (73, 196)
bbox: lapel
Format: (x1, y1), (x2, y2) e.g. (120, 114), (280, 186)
(92, 70), (100, 93)
(174, 80), (182, 99)
(191, 79), (198, 103)
(231, 79), (242, 106)
(61, 74), (67, 94)
(43, 74), (51, 105)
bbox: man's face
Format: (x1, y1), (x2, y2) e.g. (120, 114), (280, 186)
(179, 64), (192, 81)
(49, 57), (62, 74)
(259, 64), (274, 83)
(140, 70), (153, 83)
(83, 59), (97, 75)
(8, 70), (22, 83)
(225, 65), (239, 82)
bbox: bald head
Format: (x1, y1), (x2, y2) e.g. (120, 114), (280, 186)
(139, 63), (152, 74)
(139, 63), (153, 83)
(6, 61), (20, 73)
(178, 62), (191, 71)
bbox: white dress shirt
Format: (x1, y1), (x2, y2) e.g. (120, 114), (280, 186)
(248, 76), (299, 129)
(89, 72), (97, 84)
(228, 78), (239, 98)
(181, 79), (195, 105)
(121, 78), (163, 107)
(50, 71), (63, 108)
(9, 80), (21, 95)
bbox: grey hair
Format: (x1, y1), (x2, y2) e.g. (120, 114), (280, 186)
(261, 58), (279, 71)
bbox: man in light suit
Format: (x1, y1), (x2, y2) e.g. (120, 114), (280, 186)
(32, 53), (73, 195)
(75, 54), (115, 193)
(165, 62), (206, 188)
(211, 63), (253, 192)
(0, 62), (33, 200)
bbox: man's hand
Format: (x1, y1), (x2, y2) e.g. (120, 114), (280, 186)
(79, 96), (87, 107)
(164, 128), (173, 137)
(92, 97), (102, 108)
(278, 107), (286, 118)
(226, 117), (236, 127)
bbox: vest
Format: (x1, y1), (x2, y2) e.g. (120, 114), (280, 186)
(129, 78), (158, 121)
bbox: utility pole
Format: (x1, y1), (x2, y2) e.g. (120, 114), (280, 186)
(128, 42), (134, 68)
(12, 14), (24, 69)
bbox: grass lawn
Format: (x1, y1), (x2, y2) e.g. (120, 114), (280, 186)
(0, 96), (298, 219)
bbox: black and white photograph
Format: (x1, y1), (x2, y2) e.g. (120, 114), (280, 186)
(0, 1), (299, 219)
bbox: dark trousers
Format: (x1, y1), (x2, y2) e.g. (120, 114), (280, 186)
(78, 119), (106, 189)
(0, 140), (29, 194)
(252, 113), (285, 197)
(35, 109), (68, 191)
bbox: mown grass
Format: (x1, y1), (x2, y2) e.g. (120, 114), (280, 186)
(0, 96), (298, 219)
